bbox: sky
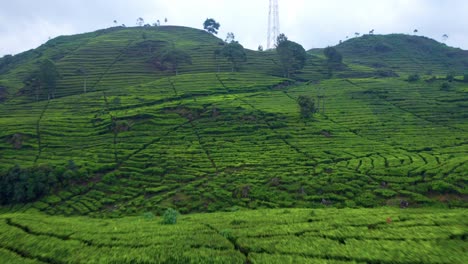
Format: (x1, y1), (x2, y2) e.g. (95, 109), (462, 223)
(1, 0), (468, 56)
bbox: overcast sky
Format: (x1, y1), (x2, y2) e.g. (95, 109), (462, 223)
(1, 0), (468, 56)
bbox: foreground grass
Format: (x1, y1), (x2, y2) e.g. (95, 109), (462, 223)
(0, 208), (466, 263)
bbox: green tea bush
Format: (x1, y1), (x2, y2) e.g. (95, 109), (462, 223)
(142, 212), (155, 220)
(407, 74), (420, 82)
(162, 208), (179, 224)
(463, 73), (468, 82)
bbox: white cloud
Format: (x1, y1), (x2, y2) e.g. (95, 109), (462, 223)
(0, 0), (467, 56)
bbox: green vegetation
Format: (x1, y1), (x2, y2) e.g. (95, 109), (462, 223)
(0, 23), (466, 264)
(221, 38), (247, 72)
(0, 208), (466, 263)
(276, 34), (307, 77)
(0, 26), (466, 217)
(203, 18), (220, 35)
(297, 95), (316, 118)
(310, 34), (468, 75)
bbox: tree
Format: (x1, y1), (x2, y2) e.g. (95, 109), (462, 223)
(136, 17), (144, 26)
(203, 18), (220, 35)
(413, 29), (418, 34)
(221, 41), (247, 72)
(275, 34), (307, 78)
(297, 95), (316, 118)
(113, 20), (118, 25)
(323, 46), (343, 77)
(23, 73), (41, 101)
(213, 49), (222, 72)
(39, 59), (60, 100)
(442, 34), (449, 42)
(225, 32), (235, 43)
(158, 47), (192, 75)
(77, 68), (88, 93)
(258, 45), (264, 51)
(354, 32), (360, 37)
(369, 29), (375, 35)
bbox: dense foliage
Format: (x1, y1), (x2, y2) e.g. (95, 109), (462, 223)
(0, 208), (466, 263)
(203, 18), (220, 35)
(221, 41), (247, 72)
(276, 34), (307, 77)
(0, 162), (83, 204)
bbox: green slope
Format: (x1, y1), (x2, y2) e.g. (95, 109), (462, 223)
(310, 34), (468, 75)
(0, 26), (345, 103)
(0, 27), (467, 216)
(0, 208), (466, 263)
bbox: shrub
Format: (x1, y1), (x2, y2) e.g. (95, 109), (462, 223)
(440, 82), (451, 91)
(142, 212), (155, 220)
(446, 72), (455, 82)
(297, 95), (316, 118)
(407, 74), (420, 82)
(161, 208), (178, 224)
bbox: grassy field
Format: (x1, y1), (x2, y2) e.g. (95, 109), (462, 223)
(0, 208), (466, 263)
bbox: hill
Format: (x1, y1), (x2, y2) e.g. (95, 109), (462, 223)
(0, 26), (466, 217)
(0, 208), (467, 263)
(310, 34), (468, 75)
(0, 26), (347, 103)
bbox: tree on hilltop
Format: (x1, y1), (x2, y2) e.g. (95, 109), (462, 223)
(136, 17), (144, 27)
(275, 34), (307, 78)
(203, 18), (220, 35)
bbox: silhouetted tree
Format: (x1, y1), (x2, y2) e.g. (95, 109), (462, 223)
(203, 18), (220, 35)
(258, 45), (264, 51)
(225, 32), (235, 43)
(136, 17), (144, 26)
(442, 34), (448, 42)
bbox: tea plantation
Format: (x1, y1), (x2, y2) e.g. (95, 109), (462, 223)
(0, 25), (467, 263)
(0, 208), (467, 263)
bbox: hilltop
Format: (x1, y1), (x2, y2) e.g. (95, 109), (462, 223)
(0, 26), (467, 217)
(310, 34), (468, 75)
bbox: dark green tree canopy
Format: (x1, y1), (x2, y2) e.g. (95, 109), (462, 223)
(158, 47), (192, 75)
(221, 41), (247, 72)
(323, 46), (343, 64)
(39, 59), (60, 99)
(203, 18), (220, 35)
(275, 34), (307, 78)
(297, 95), (316, 118)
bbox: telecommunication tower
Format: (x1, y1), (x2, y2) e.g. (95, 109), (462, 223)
(267, 0), (280, 49)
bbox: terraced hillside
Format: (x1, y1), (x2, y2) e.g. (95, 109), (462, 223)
(0, 26), (352, 103)
(0, 70), (466, 216)
(310, 34), (468, 75)
(0, 26), (467, 216)
(0, 208), (466, 263)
